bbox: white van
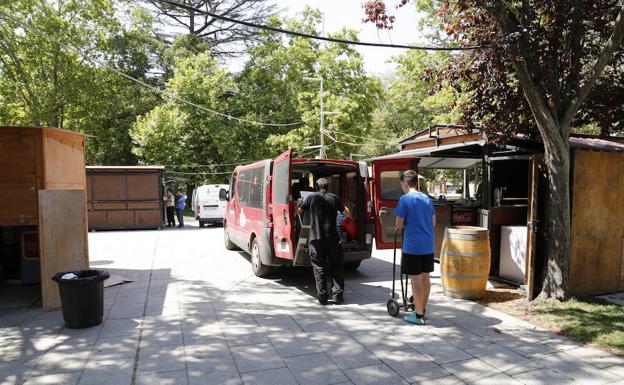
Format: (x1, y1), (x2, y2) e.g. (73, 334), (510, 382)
(192, 184), (229, 227)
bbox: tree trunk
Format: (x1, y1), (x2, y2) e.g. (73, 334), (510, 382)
(538, 127), (571, 300)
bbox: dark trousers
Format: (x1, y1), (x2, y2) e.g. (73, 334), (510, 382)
(175, 208), (184, 227)
(166, 206), (176, 226)
(309, 237), (344, 299)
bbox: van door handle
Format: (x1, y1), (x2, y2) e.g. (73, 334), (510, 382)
(283, 208), (288, 224)
(379, 207), (388, 216)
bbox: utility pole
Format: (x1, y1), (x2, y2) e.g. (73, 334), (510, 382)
(303, 76), (335, 159)
(319, 77), (325, 159)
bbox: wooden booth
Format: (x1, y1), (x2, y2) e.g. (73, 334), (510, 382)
(86, 166), (164, 230)
(0, 126), (89, 311)
(370, 125), (624, 298)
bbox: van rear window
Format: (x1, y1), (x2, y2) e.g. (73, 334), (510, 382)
(380, 171), (404, 201)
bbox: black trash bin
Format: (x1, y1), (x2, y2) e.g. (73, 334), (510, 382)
(52, 269), (110, 329)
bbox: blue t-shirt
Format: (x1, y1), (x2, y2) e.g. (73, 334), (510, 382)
(394, 191), (435, 255)
(175, 194), (186, 210)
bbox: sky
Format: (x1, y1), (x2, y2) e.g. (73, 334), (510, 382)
(271, 0), (422, 75)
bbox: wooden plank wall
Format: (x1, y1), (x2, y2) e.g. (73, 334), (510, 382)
(0, 127), (41, 226)
(42, 128), (86, 190)
(39, 190), (89, 311)
(570, 150), (624, 295)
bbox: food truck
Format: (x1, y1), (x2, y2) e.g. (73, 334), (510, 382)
(368, 124), (624, 298)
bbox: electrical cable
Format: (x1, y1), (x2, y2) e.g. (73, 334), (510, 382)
(0, 10), (305, 129)
(155, 0), (482, 51)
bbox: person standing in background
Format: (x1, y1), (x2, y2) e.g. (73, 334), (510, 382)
(395, 170), (436, 325)
(175, 188), (186, 228)
(164, 189), (176, 227)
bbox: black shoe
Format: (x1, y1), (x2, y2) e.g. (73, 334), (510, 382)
(318, 294), (328, 305)
(331, 295), (344, 305)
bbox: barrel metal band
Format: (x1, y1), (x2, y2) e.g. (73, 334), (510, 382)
(441, 272), (488, 279)
(443, 250), (489, 258)
(446, 234), (489, 241)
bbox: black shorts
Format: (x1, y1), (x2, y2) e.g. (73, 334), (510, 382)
(401, 252), (434, 275)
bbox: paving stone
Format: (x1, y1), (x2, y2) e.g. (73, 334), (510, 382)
(187, 354), (242, 385)
(268, 333), (322, 358)
(184, 336), (230, 357)
(345, 364), (409, 385)
(321, 340), (381, 370)
(230, 343), (285, 373)
(605, 363), (624, 379)
(0, 359), (37, 385)
(373, 348), (450, 383)
(240, 367), (298, 385)
(140, 326), (183, 348)
(254, 315), (302, 333)
(78, 358), (133, 385)
(563, 346), (624, 369)
(99, 318), (141, 339)
(107, 304), (145, 319)
(222, 326), (269, 347)
(284, 352), (348, 385)
(136, 345), (186, 373)
(511, 368), (574, 385)
(92, 335), (139, 358)
(135, 369), (189, 385)
(411, 375), (464, 385)
(30, 345), (92, 375)
(469, 372), (522, 384)
(441, 358), (500, 383)
(410, 338), (473, 365)
(464, 344), (542, 375)
(22, 372), (81, 385)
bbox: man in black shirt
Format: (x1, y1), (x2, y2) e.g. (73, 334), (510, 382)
(297, 178), (351, 305)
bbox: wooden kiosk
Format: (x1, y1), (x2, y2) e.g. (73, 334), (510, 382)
(371, 125), (624, 298)
(0, 126), (89, 311)
(86, 166), (165, 230)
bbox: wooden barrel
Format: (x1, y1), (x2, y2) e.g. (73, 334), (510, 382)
(440, 226), (491, 300)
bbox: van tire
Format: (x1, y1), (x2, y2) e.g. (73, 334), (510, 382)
(251, 238), (270, 277)
(224, 226), (237, 250)
(199, 220), (205, 228)
(344, 261), (362, 271)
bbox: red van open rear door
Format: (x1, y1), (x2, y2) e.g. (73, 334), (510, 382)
(372, 158), (417, 249)
(271, 150), (294, 260)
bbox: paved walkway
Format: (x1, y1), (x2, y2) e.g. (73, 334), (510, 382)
(1, 224), (623, 385)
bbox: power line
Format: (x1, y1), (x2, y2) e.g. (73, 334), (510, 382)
(155, 0), (482, 51)
(0, 11), (304, 129)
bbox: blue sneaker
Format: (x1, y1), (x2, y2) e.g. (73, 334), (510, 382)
(403, 312), (425, 325)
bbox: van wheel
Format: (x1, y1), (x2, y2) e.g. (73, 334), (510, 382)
(224, 226), (237, 250)
(199, 220), (205, 228)
(251, 238), (270, 277)
(344, 261), (362, 271)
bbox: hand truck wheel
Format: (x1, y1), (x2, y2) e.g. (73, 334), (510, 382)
(386, 299), (400, 317)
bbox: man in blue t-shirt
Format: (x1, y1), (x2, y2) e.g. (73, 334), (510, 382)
(395, 170), (435, 325)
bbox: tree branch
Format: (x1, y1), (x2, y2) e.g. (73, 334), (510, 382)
(562, 4), (624, 130)
(482, 1), (560, 143)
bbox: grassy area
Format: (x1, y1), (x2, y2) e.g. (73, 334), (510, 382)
(478, 289), (624, 356)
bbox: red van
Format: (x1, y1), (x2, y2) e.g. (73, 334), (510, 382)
(221, 150), (375, 277)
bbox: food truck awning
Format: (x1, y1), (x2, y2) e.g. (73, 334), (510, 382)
(366, 139), (486, 169)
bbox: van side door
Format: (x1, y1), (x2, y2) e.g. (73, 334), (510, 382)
(271, 150), (294, 260)
(371, 158), (416, 249)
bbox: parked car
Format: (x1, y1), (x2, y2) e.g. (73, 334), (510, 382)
(192, 184), (229, 227)
(220, 150), (374, 277)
